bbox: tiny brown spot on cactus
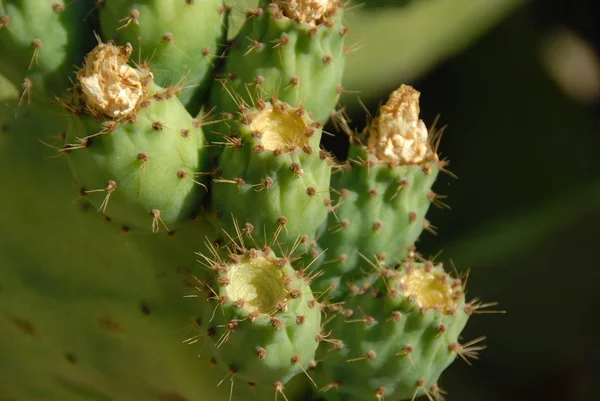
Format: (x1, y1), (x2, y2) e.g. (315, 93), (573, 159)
(177, 169), (187, 179)
(193, 317), (202, 326)
(98, 317), (124, 333)
(290, 76), (299, 86)
(65, 353), (77, 364)
(390, 311), (402, 321)
(408, 212), (417, 223)
(185, 0), (195, 4)
(290, 162), (303, 176)
(247, 382), (256, 388)
(246, 8), (263, 18)
(162, 32), (174, 43)
(207, 327), (216, 338)
(29, 39), (42, 69)
(140, 302), (151, 315)
(270, 316), (283, 329)
(0, 15), (11, 29)
(138, 152), (149, 162)
(376, 387), (387, 400)
(103, 215), (111, 223)
(369, 188), (378, 196)
(306, 187), (316, 196)
(8, 316), (35, 336)
(307, 299), (316, 309)
(255, 75), (265, 85)
(118, 9), (140, 30)
(209, 357), (217, 366)
(253, 144), (265, 153)
(160, 393), (187, 401)
(52, 2), (64, 12)
(436, 323), (447, 337)
(347, 350), (376, 363)
(320, 380), (341, 392)
(373, 220), (383, 231)
(181, 128), (190, 137)
(323, 55), (332, 64)
(256, 346), (267, 359)
(121, 225), (130, 233)
(398, 344), (413, 357)
(152, 121), (164, 131)
(296, 315), (305, 325)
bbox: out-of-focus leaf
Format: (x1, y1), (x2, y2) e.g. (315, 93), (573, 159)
(342, 0), (526, 107)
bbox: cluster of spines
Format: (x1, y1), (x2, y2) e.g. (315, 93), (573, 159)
(209, 99), (336, 248)
(61, 43), (209, 231)
(0, 1), (496, 400)
(312, 261), (489, 401)
(97, 0), (228, 111)
(207, 0), (347, 145)
(187, 228), (324, 398)
(0, 0), (95, 105)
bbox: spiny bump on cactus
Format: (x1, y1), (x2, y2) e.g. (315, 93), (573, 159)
(188, 226), (321, 394)
(210, 98), (334, 247)
(306, 85), (445, 299)
(98, 0), (227, 112)
(62, 42), (209, 232)
(207, 0), (347, 146)
(0, 0), (95, 104)
(313, 261), (482, 401)
(0, 1), (500, 400)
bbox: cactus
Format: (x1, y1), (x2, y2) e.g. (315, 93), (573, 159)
(0, 1), (496, 401)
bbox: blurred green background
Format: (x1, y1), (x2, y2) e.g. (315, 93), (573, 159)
(1, 0), (598, 400)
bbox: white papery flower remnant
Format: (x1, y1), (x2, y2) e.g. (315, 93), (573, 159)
(367, 85), (430, 165)
(77, 43), (144, 119)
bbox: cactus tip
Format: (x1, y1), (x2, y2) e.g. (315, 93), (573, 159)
(76, 43), (149, 119)
(367, 85), (431, 165)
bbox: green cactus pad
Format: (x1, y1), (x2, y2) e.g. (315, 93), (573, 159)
(194, 246), (321, 388)
(64, 43), (208, 232)
(309, 85), (442, 298)
(309, 143), (440, 298)
(315, 261), (474, 401)
(207, 0), (346, 143)
(210, 100), (332, 248)
(0, 0), (95, 103)
(99, 0), (227, 112)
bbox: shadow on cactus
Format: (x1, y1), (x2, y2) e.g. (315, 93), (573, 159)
(0, 1), (500, 400)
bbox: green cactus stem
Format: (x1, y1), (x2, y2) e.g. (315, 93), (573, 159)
(315, 261), (479, 401)
(194, 242), (322, 390)
(0, 0), (95, 104)
(64, 42), (208, 232)
(98, 0), (227, 112)
(309, 85), (443, 299)
(210, 99), (333, 248)
(206, 0), (346, 144)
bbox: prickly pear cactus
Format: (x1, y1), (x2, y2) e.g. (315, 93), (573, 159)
(0, 1), (496, 401)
